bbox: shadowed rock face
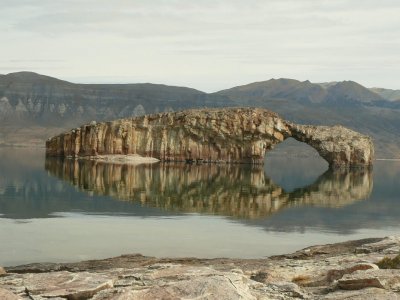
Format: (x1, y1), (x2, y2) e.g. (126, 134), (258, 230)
(44, 158), (373, 219)
(46, 108), (374, 168)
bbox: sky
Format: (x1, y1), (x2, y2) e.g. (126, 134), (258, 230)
(1, 0), (399, 92)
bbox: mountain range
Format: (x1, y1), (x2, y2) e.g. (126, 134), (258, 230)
(0, 71), (399, 158)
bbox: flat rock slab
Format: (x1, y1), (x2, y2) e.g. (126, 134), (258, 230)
(124, 275), (256, 300)
(22, 271), (113, 299)
(139, 264), (257, 300)
(114, 264), (308, 300)
(355, 236), (400, 254)
(323, 287), (400, 300)
(338, 269), (400, 291)
(93, 264), (264, 300)
(0, 288), (20, 300)
(326, 263), (379, 283)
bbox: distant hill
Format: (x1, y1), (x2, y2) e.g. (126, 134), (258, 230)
(370, 87), (400, 101)
(217, 78), (386, 105)
(0, 72), (399, 158)
(0, 71), (231, 126)
(325, 81), (385, 104)
(0, 72), (231, 147)
(215, 79), (400, 158)
(217, 78), (328, 104)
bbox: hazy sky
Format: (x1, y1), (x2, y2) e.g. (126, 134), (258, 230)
(1, 0), (399, 91)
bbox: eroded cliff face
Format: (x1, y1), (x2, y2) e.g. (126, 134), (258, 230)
(46, 107), (374, 168)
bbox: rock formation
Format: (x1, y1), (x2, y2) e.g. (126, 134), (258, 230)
(46, 107), (374, 168)
(45, 158), (373, 218)
(2, 71), (399, 158)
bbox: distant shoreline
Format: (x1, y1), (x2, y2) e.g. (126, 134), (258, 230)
(376, 158), (400, 161)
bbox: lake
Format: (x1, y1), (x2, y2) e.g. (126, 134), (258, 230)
(1, 143), (400, 267)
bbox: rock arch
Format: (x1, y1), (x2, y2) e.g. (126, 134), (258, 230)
(286, 123), (374, 169)
(46, 107), (374, 169)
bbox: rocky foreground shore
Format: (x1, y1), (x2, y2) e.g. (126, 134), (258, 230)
(1, 237), (400, 299)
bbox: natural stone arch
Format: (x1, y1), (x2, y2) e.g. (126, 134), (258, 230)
(265, 136), (326, 159)
(286, 123), (374, 168)
(264, 137), (329, 191)
(46, 107), (374, 169)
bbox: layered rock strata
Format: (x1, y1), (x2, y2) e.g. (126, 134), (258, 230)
(46, 108), (374, 168)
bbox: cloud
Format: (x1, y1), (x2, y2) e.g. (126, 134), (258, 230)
(5, 59), (65, 63)
(0, 0), (350, 37)
(1, 0), (399, 91)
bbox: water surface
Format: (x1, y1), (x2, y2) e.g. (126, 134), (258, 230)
(1, 145), (400, 266)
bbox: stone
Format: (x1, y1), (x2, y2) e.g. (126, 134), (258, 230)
(0, 267), (6, 275)
(96, 287), (188, 300)
(46, 107), (374, 168)
(22, 271), (113, 299)
(323, 287), (400, 300)
(0, 288), (20, 300)
(254, 281), (309, 299)
(0, 275), (26, 296)
(355, 236), (400, 254)
(326, 263), (379, 282)
(127, 275), (258, 300)
(338, 269), (400, 290)
(93, 264), (265, 300)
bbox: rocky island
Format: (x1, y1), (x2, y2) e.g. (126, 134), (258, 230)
(46, 107), (374, 169)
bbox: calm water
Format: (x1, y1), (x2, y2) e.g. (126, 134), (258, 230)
(1, 145), (400, 267)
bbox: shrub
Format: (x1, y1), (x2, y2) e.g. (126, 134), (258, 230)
(377, 255), (400, 269)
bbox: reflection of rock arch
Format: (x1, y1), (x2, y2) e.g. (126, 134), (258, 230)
(46, 108), (374, 168)
(45, 158), (373, 219)
(287, 169), (373, 208)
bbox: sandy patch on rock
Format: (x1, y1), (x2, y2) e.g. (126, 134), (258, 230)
(83, 154), (159, 165)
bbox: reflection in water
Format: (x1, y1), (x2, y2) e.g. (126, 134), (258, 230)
(2, 149), (400, 265)
(45, 158), (373, 219)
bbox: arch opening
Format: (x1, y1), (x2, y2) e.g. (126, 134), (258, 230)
(265, 137), (328, 192)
